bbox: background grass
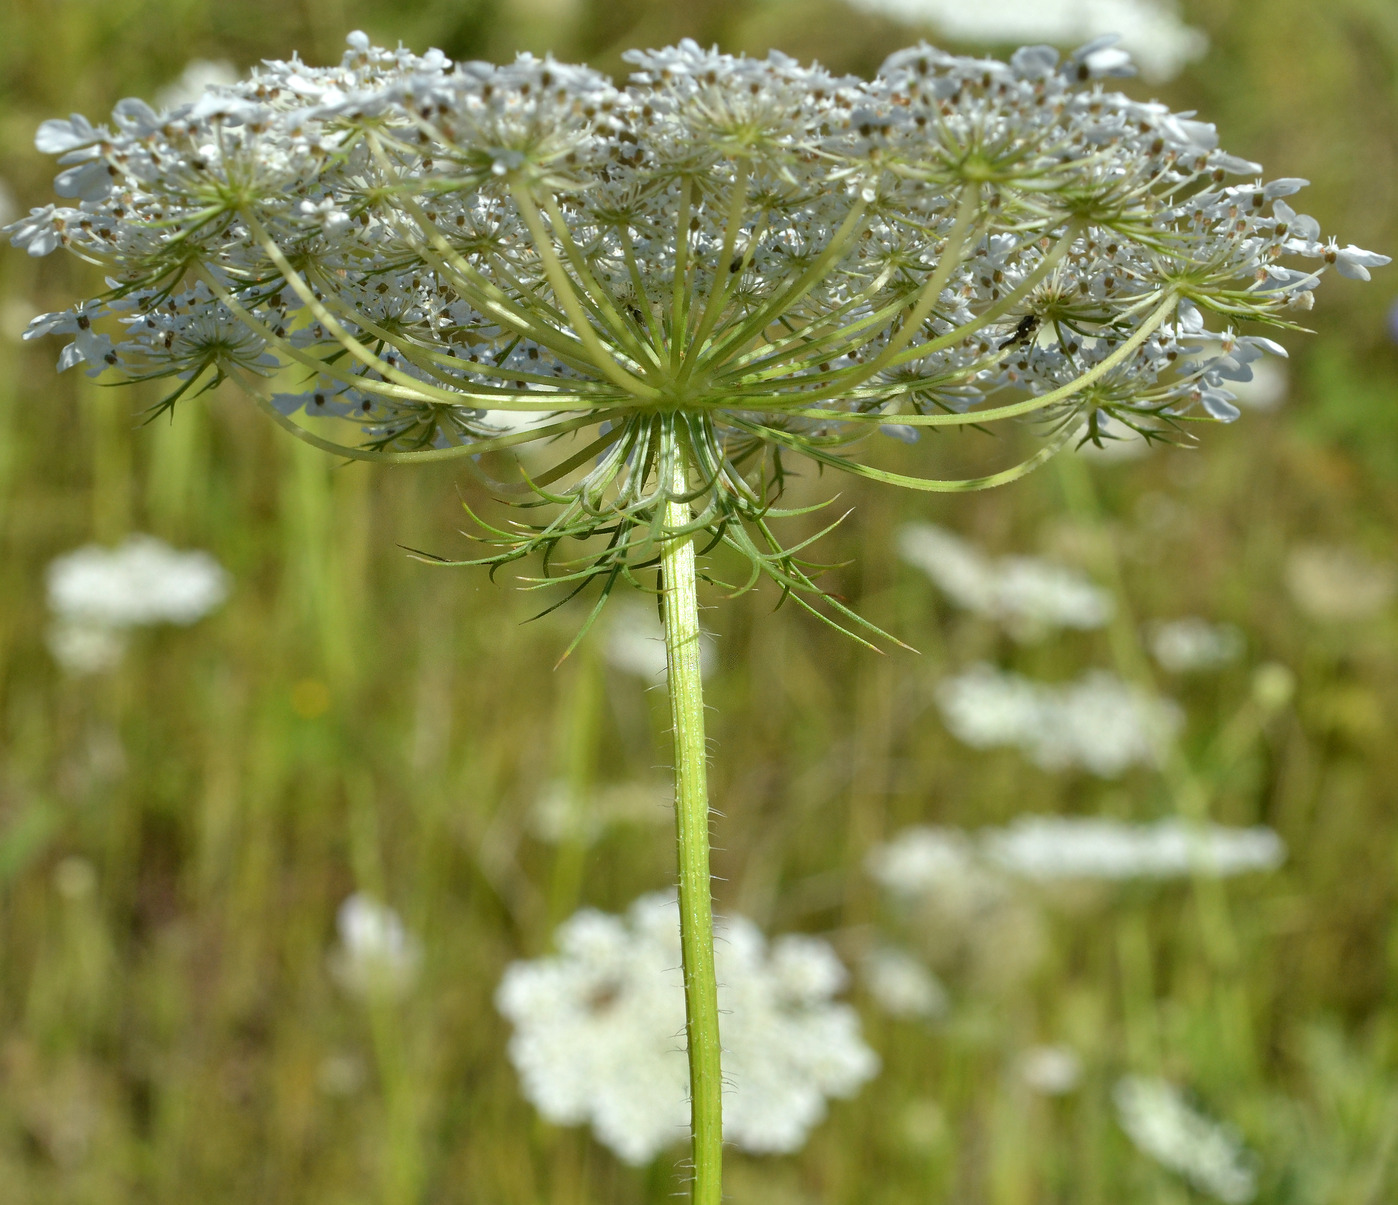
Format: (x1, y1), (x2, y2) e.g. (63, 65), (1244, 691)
(1, 1), (1397, 1201)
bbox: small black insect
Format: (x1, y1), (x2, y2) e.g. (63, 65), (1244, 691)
(998, 314), (1041, 350)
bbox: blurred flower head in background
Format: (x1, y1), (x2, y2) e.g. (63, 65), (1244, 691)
(844, 0), (1209, 82)
(154, 59), (239, 111)
(528, 779), (670, 845)
(860, 945), (950, 1020)
(872, 817), (1285, 892)
(1114, 1075), (1258, 1202)
(1018, 1044), (1083, 1095)
(935, 664), (1181, 776)
(983, 815), (1286, 880)
(328, 892), (423, 1000)
(1147, 616), (1245, 673)
(898, 522), (1113, 641)
(495, 893), (877, 1164)
(868, 816), (1285, 992)
(45, 535), (229, 674)
(602, 597), (717, 681)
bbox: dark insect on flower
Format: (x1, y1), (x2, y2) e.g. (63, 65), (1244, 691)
(998, 314), (1042, 351)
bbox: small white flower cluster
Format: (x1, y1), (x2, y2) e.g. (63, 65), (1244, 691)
(328, 892), (422, 1000)
(847, 0), (1208, 83)
(984, 815), (1285, 880)
(45, 535), (229, 673)
(1147, 616), (1244, 673)
(870, 817), (1285, 891)
(495, 893), (878, 1164)
(935, 664), (1181, 776)
(1113, 1075), (1258, 1203)
(897, 521), (1112, 640)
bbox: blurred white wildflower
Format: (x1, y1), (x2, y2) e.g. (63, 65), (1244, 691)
(603, 599), (717, 681)
(985, 816), (1285, 880)
(866, 826), (980, 899)
(47, 535), (229, 628)
(1285, 544), (1397, 622)
(1019, 1045), (1083, 1095)
(45, 535), (229, 673)
(528, 779), (669, 844)
(1148, 617), (1244, 673)
(495, 893), (877, 1164)
(898, 523), (1112, 641)
(866, 826), (1046, 990)
(862, 946), (949, 1019)
(844, 0), (1208, 82)
(154, 59), (239, 110)
(1114, 1075), (1258, 1203)
(936, 665), (1181, 776)
(329, 893), (422, 1000)
(1229, 358), (1289, 411)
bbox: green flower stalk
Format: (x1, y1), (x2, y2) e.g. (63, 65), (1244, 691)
(11, 30), (1384, 1201)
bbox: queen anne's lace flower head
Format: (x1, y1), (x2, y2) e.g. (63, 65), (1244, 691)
(11, 33), (1385, 624)
(495, 892), (877, 1164)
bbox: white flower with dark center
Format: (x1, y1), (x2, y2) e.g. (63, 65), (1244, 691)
(12, 33), (1380, 625)
(899, 522), (1112, 640)
(1147, 617), (1244, 673)
(329, 893), (422, 999)
(1114, 1076), (1258, 1202)
(936, 665), (1180, 776)
(984, 816), (1285, 880)
(495, 893), (878, 1164)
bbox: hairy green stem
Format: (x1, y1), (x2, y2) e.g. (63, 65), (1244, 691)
(660, 456), (723, 1205)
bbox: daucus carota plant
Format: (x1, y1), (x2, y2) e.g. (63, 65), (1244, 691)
(11, 30), (1385, 1201)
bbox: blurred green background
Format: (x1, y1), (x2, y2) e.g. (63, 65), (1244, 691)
(1, 1), (1397, 1201)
